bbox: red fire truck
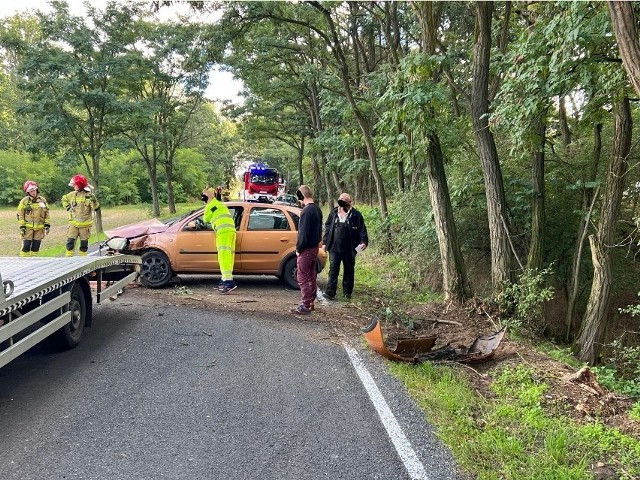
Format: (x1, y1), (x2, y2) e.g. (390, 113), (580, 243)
(242, 162), (280, 203)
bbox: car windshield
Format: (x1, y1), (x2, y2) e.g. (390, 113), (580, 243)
(250, 174), (277, 185)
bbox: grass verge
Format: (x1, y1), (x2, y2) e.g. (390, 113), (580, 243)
(390, 362), (640, 479)
(355, 247), (640, 479)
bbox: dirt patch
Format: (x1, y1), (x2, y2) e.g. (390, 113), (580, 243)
(125, 274), (640, 440)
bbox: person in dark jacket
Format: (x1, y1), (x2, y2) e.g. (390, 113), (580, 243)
(290, 185), (323, 315)
(322, 192), (368, 300)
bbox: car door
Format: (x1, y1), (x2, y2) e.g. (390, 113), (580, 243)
(173, 207), (243, 272)
(238, 205), (296, 273)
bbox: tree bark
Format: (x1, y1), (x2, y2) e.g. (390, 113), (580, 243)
(471, 1), (515, 291)
(559, 95), (572, 146)
(412, 0), (471, 303)
(575, 97), (632, 364)
(565, 122), (602, 341)
(526, 114), (546, 272)
(608, 1), (640, 97)
(427, 132), (472, 302)
(310, 2), (388, 219)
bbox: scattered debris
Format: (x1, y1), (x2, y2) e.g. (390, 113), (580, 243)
(361, 316), (505, 364)
(565, 366), (606, 396)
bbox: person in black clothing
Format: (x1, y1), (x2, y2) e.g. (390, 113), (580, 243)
(322, 192), (368, 300)
(290, 185), (323, 315)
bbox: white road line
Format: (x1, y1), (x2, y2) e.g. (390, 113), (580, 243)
(344, 344), (430, 480)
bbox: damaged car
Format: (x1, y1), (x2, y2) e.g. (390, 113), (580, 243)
(101, 202), (327, 289)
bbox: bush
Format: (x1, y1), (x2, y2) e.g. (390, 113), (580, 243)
(496, 266), (555, 333)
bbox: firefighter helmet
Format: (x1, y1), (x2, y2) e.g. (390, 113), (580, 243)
(23, 180), (38, 193)
(69, 174), (88, 190)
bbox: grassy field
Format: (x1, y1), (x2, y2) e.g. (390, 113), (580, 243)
(0, 203), (200, 257)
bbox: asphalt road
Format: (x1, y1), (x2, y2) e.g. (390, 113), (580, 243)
(0, 287), (462, 480)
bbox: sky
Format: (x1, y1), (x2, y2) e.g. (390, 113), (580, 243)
(0, 0), (245, 104)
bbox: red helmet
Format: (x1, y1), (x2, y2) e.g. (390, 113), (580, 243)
(23, 181), (38, 193)
(69, 174), (88, 190)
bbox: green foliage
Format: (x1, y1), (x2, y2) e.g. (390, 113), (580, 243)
(0, 150), (71, 205)
(620, 292), (640, 318)
(392, 362), (640, 479)
(594, 340), (640, 397)
(496, 267), (555, 332)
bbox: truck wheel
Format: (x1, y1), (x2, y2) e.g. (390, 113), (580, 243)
(282, 257), (300, 290)
(55, 283), (87, 349)
(140, 251), (172, 288)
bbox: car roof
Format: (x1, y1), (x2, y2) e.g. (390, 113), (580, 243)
(225, 201), (301, 213)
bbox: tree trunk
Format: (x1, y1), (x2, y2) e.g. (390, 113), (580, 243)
(90, 155), (103, 234)
(297, 136), (305, 186)
(559, 95), (572, 146)
(397, 159), (405, 192)
(321, 152), (334, 207)
(526, 114), (546, 271)
(608, 1), (640, 97)
(412, 0), (471, 303)
(575, 97), (631, 364)
(565, 122), (602, 341)
(471, 1), (514, 291)
(427, 132), (472, 302)
(311, 2), (388, 219)
(165, 161), (176, 214)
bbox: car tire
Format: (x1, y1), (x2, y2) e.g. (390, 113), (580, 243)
(282, 256), (300, 290)
(140, 250), (173, 288)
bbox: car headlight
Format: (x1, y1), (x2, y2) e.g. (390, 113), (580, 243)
(106, 237), (130, 251)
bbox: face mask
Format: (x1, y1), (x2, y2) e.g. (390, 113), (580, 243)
(338, 199), (350, 210)
(296, 190), (304, 201)
(201, 193), (209, 202)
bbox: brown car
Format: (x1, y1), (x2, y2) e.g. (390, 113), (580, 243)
(103, 202), (327, 289)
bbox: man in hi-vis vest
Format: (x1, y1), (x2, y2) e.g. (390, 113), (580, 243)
(202, 187), (237, 293)
(62, 174), (100, 256)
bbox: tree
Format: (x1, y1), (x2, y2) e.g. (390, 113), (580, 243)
(575, 97), (632, 364)
(608, 1), (640, 97)
(121, 19), (211, 216)
(3, 2), (144, 232)
(471, 2), (515, 292)
(403, 1), (471, 303)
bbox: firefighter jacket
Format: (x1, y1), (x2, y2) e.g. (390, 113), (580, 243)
(62, 191), (100, 228)
(203, 198), (235, 234)
(17, 195), (50, 230)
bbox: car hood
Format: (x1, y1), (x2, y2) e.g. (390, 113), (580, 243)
(105, 218), (168, 239)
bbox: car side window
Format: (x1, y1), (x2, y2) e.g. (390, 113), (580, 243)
(229, 206), (243, 230)
(182, 206), (243, 231)
(247, 207), (291, 231)
(288, 211), (300, 230)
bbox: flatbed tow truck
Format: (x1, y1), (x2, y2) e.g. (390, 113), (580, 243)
(0, 255), (140, 369)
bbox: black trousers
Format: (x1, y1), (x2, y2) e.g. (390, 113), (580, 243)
(326, 249), (355, 297)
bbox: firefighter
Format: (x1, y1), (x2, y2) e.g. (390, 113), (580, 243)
(61, 174), (100, 257)
(17, 181), (50, 257)
(202, 187), (237, 293)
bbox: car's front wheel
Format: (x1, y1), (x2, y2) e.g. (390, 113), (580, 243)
(140, 250), (173, 288)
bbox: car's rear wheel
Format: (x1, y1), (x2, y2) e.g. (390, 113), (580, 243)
(282, 256), (300, 290)
(140, 250), (173, 288)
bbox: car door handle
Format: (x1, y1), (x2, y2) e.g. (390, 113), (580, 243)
(280, 238), (290, 243)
